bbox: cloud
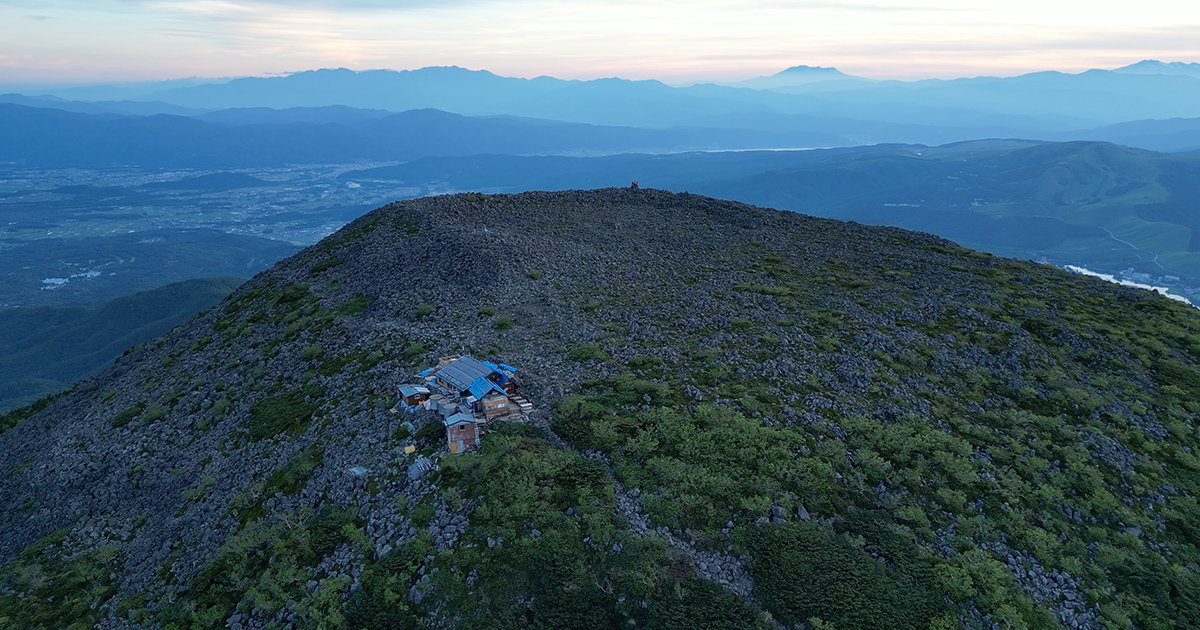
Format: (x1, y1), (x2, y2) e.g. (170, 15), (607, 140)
(0, 0), (1198, 83)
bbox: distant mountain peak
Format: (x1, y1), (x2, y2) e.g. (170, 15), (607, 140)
(777, 65), (844, 75)
(1114, 60), (1200, 77)
(730, 64), (860, 90)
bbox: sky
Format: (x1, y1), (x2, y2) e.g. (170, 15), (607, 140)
(1, 0), (1198, 85)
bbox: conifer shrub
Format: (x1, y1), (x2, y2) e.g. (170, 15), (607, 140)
(411, 303), (436, 321)
(246, 385), (322, 441)
(306, 505), (358, 565)
(0, 534), (122, 629)
(740, 521), (943, 630)
(308, 257), (343, 276)
(264, 444), (324, 496)
(0, 388), (71, 435)
(646, 578), (760, 630)
(111, 404), (145, 428)
(568, 343), (609, 362)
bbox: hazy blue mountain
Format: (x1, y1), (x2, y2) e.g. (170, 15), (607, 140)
(725, 65), (870, 90)
(0, 103), (847, 168)
(1052, 117), (1200, 153)
(124, 65), (1200, 129)
(193, 105), (394, 126)
(0, 77), (235, 102)
(771, 70), (1200, 126)
(140, 66), (570, 111)
(364, 108), (842, 154)
(0, 93), (207, 117)
(9, 65), (1200, 138)
(1115, 59), (1200, 78)
(679, 111), (1033, 144)
(0, 104), (364, 167)
(0, 276), (244, 412)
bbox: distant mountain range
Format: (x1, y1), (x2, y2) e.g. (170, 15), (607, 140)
(3, 96), (1200, 171)
(0, 103), (846, 168)
(100, 65), (1200, 129)
(1, 61), (1199, 154)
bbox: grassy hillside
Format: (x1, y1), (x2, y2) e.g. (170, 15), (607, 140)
(1, 190), (1200, 630)
(0, 277), (244, 411)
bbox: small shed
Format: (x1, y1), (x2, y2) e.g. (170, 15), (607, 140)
(398, 384), (431, 407)
(444, 412), (485, 453)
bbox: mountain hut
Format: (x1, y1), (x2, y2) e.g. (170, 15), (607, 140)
(398, 384), (431, 407)
(444, 412), (485, 453)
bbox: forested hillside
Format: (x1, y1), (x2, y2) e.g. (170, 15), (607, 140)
(0, 277), (244, 412)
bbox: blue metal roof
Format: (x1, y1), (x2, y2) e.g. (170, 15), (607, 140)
(444, 412), (480, 426)
(469, 377), (504, 400)
(434, 355), (499, 391)
(399, 384), (428, 397)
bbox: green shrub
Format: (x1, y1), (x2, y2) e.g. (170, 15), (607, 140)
(494, 315), (515, 330)
(646, 578), (760, 630)
(627, 355), (664, 370)
(265, 445), (325, 496)
(246, 385), (323, 441)
(309, 258), (344, 276)
(1155, 359), (1200, 398)
(276, 282), (310, 304)
(333, 294), (372, 317)
(307, 505), (358, 564)
(569, 343), (609, 362)
(0, 529), (122, 629)
(403, 342), (426, 361)
(111, 404), (145, 428)
(412, 303), (436, 321)
(1, 388), (71, 434)
(740, 522), (944, 630)
(142, 406), (165, 423)
(414, 420), (444, 443)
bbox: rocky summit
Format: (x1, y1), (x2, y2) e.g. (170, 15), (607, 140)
(2, 188), (1200, 630)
